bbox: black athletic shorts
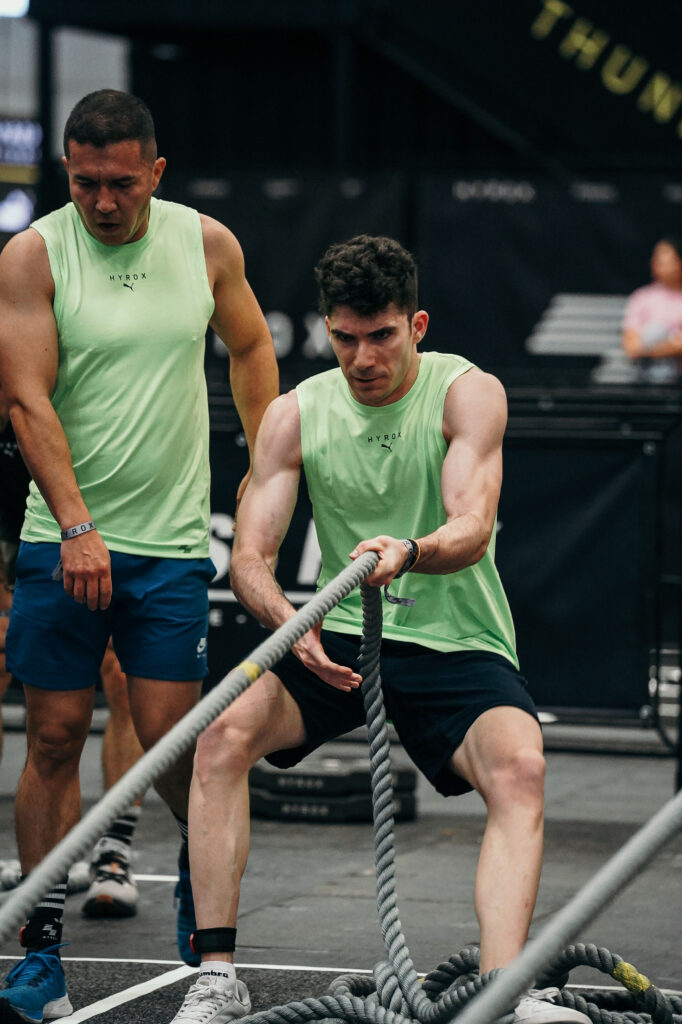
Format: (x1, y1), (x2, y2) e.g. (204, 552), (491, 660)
(266, 630), (539, 796)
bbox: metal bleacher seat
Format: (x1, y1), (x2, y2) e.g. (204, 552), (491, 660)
(525, 293), (641, 384)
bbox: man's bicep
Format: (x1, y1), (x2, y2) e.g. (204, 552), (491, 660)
(237, 463), (301, 566)
(441, 371), (506, 522)
(0, 231), (58, 402)
(234, 395), (302, 564)
(202, 217), (270, 355)
(212, 274), (271, 355)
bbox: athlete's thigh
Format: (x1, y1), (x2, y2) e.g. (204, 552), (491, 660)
(126, 675), (203, 750)
(205, 668), (307, 762)
(450, 705), (543, 794)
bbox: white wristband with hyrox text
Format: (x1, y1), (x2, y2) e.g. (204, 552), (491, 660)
(60, 520), (97, 541)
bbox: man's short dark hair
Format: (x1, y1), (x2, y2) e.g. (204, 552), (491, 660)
(315, 235), (418, 319)
(63, 89), (157, 161)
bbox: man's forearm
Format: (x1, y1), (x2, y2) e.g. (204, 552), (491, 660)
(415, 512), (491, 575)
(229, 340), (279, 456)
(230, 550), (297, 632)
(10, 398), (91, 529)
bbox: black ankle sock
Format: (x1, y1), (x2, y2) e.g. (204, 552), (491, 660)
(100, 806), (140, 850)
(20, 878), (67, 953)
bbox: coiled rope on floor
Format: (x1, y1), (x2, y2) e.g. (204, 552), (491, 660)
(236, 585), (682, 1024)
(0, 560), (681, 1024)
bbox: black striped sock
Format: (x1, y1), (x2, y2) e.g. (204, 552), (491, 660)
(20, 879), (67, 952)
(100, 805), (140, 849)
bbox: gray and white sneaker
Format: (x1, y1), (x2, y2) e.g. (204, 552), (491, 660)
(513, 988), (591, 1024)
(81, 837), (138, 918)
(170, 974), (251, 1024)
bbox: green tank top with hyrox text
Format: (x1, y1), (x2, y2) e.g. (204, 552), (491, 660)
(296, 351), (518, 664)
(22, 198), (215, 557)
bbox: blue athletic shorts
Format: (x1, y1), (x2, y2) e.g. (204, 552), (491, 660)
(267, 630), (539, 796)
(6, 542), (216, 690)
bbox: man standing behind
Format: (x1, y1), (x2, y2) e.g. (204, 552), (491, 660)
(0, 89), (278, 1022)
(167, 235), (589, 1024)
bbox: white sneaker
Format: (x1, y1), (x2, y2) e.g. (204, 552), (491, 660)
(513, 988), (591, 1024)
(0, 858), (21, 890)
(66, 860), (91, 893)
(169, 975), (251, 1024)
(81, 839), (138, 918)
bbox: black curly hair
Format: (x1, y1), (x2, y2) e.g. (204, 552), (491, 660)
(315, 235), (418, 319)
(64, 89), (156, 162)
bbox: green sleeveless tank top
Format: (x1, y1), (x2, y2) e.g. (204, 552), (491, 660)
(296, 351), (518, 665)
(22, 198), (215, 557)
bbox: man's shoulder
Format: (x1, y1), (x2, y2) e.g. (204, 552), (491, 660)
(257, 390), (302, 462)
(442, 364), (507, 442)
(22, 204), (73, 256)
(422, 350), (473, 372)
(420, 350), (477, 396)
(0, 220), (53, 290)
(31, 201), (76, 233)
(149, 197), (201, 232)
(296, 366), (343, 391)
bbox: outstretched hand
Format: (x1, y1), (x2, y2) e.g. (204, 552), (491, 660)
(292, 621), (362, 692)
(60, 531), (112, 611)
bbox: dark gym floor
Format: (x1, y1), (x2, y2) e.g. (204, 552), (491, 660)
(0, 709), (680, 1024)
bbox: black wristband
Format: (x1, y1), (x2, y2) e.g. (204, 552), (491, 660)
(190, 927), (237, 955)
(394, 538), (420, 578)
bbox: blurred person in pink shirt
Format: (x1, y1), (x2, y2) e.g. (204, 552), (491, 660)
(622, 237), (682, 382)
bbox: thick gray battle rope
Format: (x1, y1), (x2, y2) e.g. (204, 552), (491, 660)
(448, 783), (682, 1024)
(0, 551), (379, 945)
(237, 585), (681, 1024)
(2, 564), (680, 1024)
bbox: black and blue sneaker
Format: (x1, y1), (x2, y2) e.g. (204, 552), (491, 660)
(174, 846), (199, 967)
(0, 944), (72, 1022)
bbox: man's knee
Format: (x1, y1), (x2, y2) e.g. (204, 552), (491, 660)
(488, 747), (545, 806)
(24, 686), (93, 770)
(193, 713), (258, 785)
(28, 716), (90, 769)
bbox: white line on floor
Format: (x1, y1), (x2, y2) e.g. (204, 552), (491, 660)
(59, 965), (196, 1022)
(0, 955), (679, 1001)
(0, 955), (372, 972)
(132, 874), (178, 882)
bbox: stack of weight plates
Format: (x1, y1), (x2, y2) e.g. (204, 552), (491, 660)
(249, 752), (418, 822)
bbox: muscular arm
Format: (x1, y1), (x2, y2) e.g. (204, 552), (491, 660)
(231, 392), (360, 691)
(0, 229), (111, 609)
(229, 393), (302, 629)
(201, 215), (279, 508)
(351, 368), (507, 585)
